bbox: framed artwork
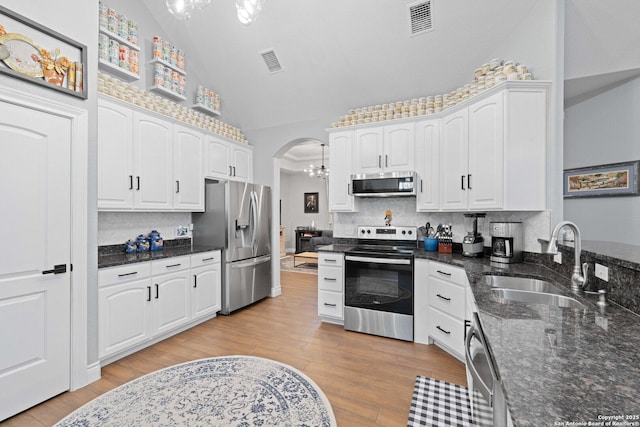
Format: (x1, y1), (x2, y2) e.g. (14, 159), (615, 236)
(304, 192), (319, 213)
(563, 161), (640, 198)
(0, 5), (87, 99)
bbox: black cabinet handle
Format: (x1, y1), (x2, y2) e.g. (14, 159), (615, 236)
(118, 271), (138, 278)
(420, 179), (423, 193)
(229, 166), (233, 176)
(378, 155), (382, 168)
(129, 175), (133, 190)
(233, 166), (236, 176)
(166, 263), (181, 269)
(176, 180), (180, 193)
(323, 259), (337, 263)
(155, 284), (159, 299)
(43, 264), (66, 275)
(193, 274), (197, 288)
(461, 175), (465, 190)
(436, 270), (452, 276)
(385, 154), (388, 168)
(324, 303), (337, 307)
(468, 174), (472, 189)
(147, 286), (151, 302)
(436, 325), (451, 335)
(136, 176), (140, 190)
(202, 257), (214, 262)
(323, 277), (337, 281)
(436, 293), (451, 301)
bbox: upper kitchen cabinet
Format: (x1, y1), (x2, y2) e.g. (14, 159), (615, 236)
(204, 135), (253, 183)
(415, 119), (440, 211)
(97, 98), (205, 212)
(328, 130), (357, 212)
(173, 124), (204, 211)
(353, 123), (414, 174)
(440, 82), (548, 211)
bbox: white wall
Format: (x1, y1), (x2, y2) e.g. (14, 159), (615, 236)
(564, 76), (640, 244)
(98, 212), (193, 246)
(280, 173), (331, 251)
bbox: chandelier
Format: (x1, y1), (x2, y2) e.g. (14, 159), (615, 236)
(304, 144), (329, 179)
(166, 0), (266, 24)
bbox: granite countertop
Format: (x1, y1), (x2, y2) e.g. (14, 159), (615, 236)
(319, 244), (640, 425)
(98, 243), (223, 269)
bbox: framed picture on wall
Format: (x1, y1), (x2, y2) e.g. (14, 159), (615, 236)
(304, 192), (318, 213)
(563, 160), (640, 198)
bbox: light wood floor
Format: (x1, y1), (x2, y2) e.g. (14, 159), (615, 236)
(2, 271), (466, 427)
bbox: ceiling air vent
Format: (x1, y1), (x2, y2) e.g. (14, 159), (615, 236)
(408, 0), (433, 36)
(260, 49), (283, 73)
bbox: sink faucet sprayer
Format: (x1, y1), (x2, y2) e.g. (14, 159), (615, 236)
(543, 221), (588, 295)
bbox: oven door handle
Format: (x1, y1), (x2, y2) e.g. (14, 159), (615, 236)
(345, 255), (411, 265)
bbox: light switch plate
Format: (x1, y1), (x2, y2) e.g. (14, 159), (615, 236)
(553, 252), (562, 264)
(595, 263), (609, 281)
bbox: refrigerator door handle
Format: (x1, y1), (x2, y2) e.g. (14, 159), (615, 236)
(250, 190), (259, 252)
(230, 255), (271, 269)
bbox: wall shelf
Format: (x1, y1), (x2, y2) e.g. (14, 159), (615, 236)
(99, 27), (140, 51)
(191, 103), (220, 116)
(148, 58), (186, 76)
(98, 59), (140, 82)
(149, 85), (187, 101)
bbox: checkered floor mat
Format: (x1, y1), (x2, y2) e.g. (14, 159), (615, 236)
(407, 376), (473, 427)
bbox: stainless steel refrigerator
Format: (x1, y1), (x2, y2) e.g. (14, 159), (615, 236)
(193, 179), (272, 314)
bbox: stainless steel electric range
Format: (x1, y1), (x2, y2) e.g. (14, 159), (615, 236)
(344, 225), (417, 341)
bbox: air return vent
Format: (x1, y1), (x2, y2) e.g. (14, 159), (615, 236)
(409, 0), (433, 36)
(260, 49), (283, 73)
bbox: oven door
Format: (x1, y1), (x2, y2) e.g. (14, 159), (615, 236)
(344, 253), (413, 315)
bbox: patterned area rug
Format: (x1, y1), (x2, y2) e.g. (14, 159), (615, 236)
(55, 356), (336, 427)
(280, 255), (318, 274)
(407, 376), (473, 427)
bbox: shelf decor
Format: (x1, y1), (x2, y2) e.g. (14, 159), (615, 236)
(0, 5), (87, 99)
(191, 85), (220, 115)
(563, 160), (640, 198)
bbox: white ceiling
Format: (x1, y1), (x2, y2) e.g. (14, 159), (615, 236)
(139, 0), (640, 155)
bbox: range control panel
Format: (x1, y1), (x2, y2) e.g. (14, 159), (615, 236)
(357, 226), (417, 241)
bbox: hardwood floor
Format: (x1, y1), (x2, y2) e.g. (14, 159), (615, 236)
(2, 271), (466, 427)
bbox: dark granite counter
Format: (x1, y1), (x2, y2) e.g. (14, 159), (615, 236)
(321, 244), (640, 425)
(98, 240), (222, 269)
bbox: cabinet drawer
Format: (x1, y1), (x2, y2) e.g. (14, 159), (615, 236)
(191, 250), (221, 267)
(429, 280), (465, 320)
(318, 266), (343, 292)
(318, 252), (344, 268)
(429, 308), (464, 357)
(98, 262), (152, 287)
(152, 255), (191, 275)
(428, 262), (467, 285)
(318, 290), (343, 319)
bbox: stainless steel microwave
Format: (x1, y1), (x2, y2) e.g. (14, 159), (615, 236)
(350, 171), (416, 197)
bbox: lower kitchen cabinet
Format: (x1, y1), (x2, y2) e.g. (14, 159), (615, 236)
(317, 251), (344, 324)
(98, 251), (221, 362)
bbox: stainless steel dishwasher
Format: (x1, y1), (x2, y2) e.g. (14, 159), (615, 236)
(465, 312), (509, 427)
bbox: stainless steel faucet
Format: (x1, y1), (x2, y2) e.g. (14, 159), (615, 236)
(543, 221), (589, 295)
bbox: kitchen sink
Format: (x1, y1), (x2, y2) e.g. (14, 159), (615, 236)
(492, 288), (586, 310)
(485, 275), (565, 295)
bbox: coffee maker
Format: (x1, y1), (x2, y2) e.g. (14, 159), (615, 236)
(462, 213), (486, 257)
(490, 222), (523, 264)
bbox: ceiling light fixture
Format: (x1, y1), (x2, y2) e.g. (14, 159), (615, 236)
(166, 0), (195, 20)
(304, 144), (330, 179)
(236, 0), (266, 25)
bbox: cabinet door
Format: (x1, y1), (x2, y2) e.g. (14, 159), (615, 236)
(231, 145), (252, 182)
(99, 279), (152, 358)
(204, 136), (231, 179)
(353, 127), (383, 174)
(328, 131), (356, 211)
(413, 260), (430, 344)
(383, 123), (414, 172)
(152, 270), (190, 336)
(440, 109), (469, 210)
(97, 99), (134, 210)
(468, 92), (504, 210)
(415, 119), (440, 211)
(133, 112), (173, 210)
(173, 124), (204, 211)
(191, 264), (221, 319)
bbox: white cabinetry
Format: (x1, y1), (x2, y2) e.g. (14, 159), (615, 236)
(317, 252), (344, 324)
(415, 119), (440, 211)
(440, 84), (547, 211)
(98, 250), (221, 361)
(97, 98), (205, 212)
(353, 123), (414, 174)
(414, 259), (430, 344)
(204, 135), (253, 182)
(427, 261), (468, 361)
(328, 130), (357, 212)
(190, 251), (222, 319)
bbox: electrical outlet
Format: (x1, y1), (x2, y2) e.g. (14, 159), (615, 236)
(176, 225), (189, 238)
(595, 263), (609, 281)
(553, 252), (562, 264)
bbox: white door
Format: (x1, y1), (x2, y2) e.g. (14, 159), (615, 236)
(0, 101), (71, 421)
(415, 119), (440, 211)
(383, 123), (414, 172)
(191, 265), (221, 319)
(204, 136), (231, 179)
(231, 145), (252, 182)
(153, 271), (191, 336)
(440, 109), (469, 210)
(328, 131), (355, 212)
(173, 124), (204, 211)
(353, 127), (383, 174)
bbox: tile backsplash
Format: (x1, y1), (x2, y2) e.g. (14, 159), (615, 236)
(332, 198), (551, 253)
(98, 212), (192, 246)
